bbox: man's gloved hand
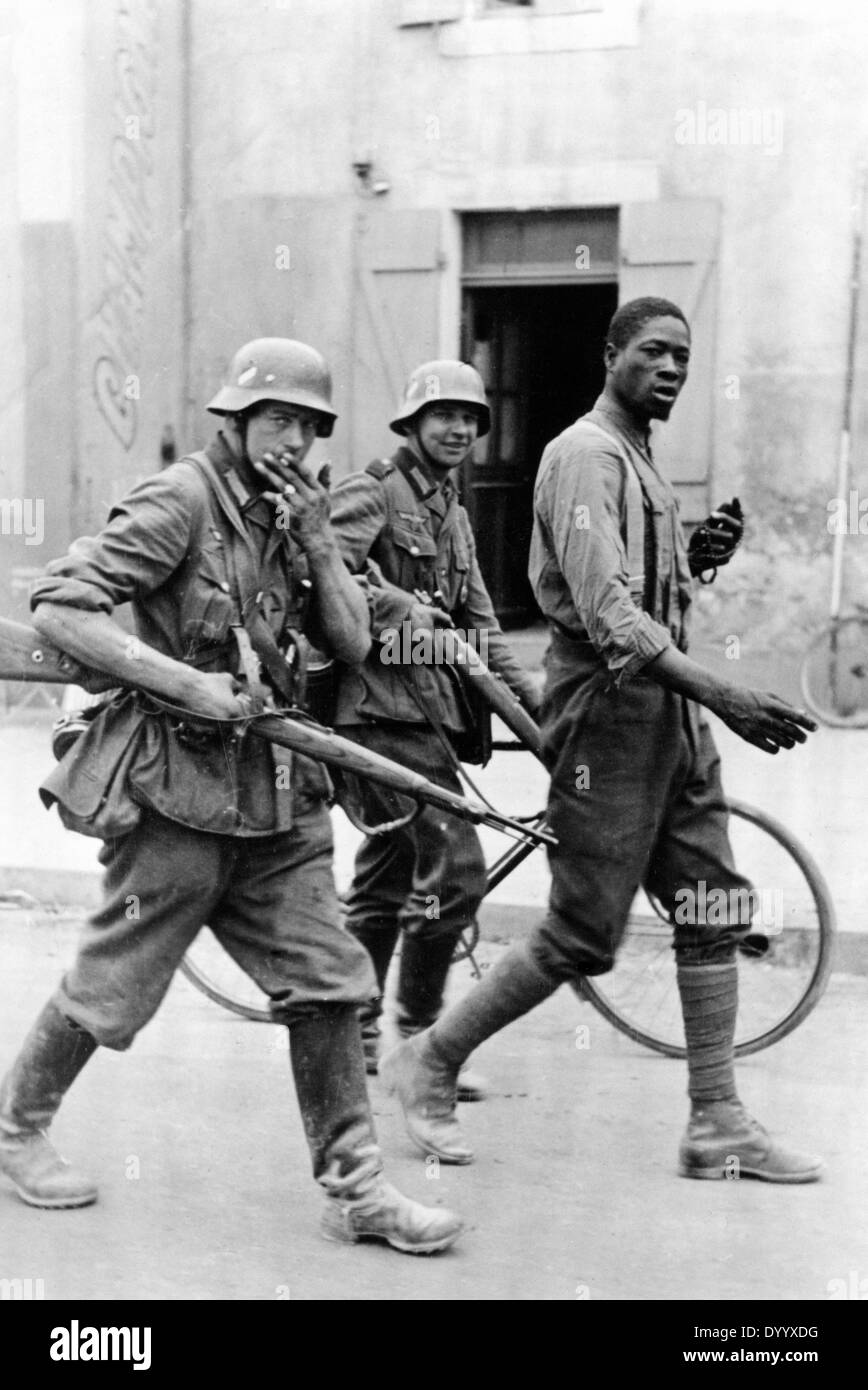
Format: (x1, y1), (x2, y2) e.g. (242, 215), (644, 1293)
(688, 498), (744, 580)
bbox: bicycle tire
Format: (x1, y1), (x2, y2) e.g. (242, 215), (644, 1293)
(180, 918), (482, 1022)
(575, 799), (836, 1058)
(799, 616), (868, 728)
(179, 937), (274, 1023)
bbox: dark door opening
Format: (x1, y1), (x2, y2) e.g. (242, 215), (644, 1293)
(461, 281), (618, 624)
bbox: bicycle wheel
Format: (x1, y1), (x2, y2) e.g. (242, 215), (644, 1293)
(575, 799), (836, 1059)
(800, 616), (868, 727)
(179, 929), (274, 1023)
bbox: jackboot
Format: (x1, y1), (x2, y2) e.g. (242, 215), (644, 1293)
(677, 960), (823, 1183)
(348, 922), (400, 1075)
(381, 943), (557, 1164)
(0, 999), (98, 1209)
(288, 1006), (463, 1254)
(397, 932), (488, 1103)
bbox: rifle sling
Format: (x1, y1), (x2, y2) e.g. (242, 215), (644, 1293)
(187, 452), (302, 706)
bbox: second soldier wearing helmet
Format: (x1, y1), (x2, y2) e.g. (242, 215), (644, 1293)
(329, 360), (541, 1101)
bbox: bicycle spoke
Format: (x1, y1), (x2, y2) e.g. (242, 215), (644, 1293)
(578, 802), (834, 1058)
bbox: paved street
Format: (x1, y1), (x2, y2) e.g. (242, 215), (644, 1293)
(0, 912), (865, 1302)
(1, 651), (866, 1302)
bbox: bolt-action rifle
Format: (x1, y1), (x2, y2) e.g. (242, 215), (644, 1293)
(0, 616), (553, 849)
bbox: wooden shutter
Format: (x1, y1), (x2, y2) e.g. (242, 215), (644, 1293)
(352, 209), (443, 463)
(619, 199), (721, 520)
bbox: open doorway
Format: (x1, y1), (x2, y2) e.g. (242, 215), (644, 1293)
(461, 281), (618, 623)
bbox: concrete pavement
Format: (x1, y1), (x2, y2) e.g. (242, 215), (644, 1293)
(0, 915), (864, 1301)
(1, 636), (866, 1302)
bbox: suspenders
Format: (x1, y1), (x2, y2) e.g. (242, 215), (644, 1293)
(569, 420), (647, 603)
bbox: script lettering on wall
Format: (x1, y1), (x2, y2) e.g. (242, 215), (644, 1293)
(92, 0), (159, 450)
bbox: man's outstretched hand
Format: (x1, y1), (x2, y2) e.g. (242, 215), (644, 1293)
(710, 687), (817, 754)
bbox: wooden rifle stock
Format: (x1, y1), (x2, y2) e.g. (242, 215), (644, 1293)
(0, 617), (553, 847)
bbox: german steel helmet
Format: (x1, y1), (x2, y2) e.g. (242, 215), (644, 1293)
(389, 359), (491, 437)
(206, 338), (337, 437)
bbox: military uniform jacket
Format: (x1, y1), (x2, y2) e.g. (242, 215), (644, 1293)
(329, 446), (538, 731)
(33, 433), (326, 838)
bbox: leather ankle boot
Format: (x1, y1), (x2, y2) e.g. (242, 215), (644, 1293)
(396, 1019), (487, 1104)
(319, 1145), (463, 1254)
(288, 1007), (463, 1252)
(380, 1033), (474, 1165)
(0, 999), (98, 1209)
(679, 1100), (824, 1183)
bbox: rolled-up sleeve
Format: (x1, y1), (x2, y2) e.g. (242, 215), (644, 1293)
(535, 435), (672, 681)
(30, 466), (198, 615)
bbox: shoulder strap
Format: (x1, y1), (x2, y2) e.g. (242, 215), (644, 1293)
(184, 452), (300, 704)
(184, 452), (250, 616)
(365, 458), (395, 481)
(364, 455), (419, 536)
(570, 421), (646, 599)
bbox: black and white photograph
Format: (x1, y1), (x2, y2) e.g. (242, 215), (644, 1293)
(0, 0), (866, 1333)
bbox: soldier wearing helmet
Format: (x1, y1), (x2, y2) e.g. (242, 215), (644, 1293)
(329, 359), (541, 1095)
(0, 338), (463, 1255)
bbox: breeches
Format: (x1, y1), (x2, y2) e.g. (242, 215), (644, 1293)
(54, 807), (377, 1049)
(527, 672), (752, 982)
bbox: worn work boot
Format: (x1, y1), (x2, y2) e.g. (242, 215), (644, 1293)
(396, 1021), (487, 1104)
(679, 1101), (824, 1183)
(288, 1006), (463, 1253)
(0, 999), (98, 1209)
(380, 1033), (474, 1165)
(396, 933), (488, 1103)
(384, 943), (557, 1163)
(319, 1144), (463, 1254)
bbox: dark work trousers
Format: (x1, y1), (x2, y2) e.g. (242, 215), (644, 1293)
(53, 806), (377, 1049)
(527, 641), (753, 983)
(336, 722), (488, 1027)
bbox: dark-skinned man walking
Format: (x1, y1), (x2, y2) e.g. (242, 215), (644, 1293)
(381, 299), (824, 1186)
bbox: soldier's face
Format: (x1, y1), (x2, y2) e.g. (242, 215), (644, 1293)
(244, 402), (320, 466)
(413, 404), (480, 471)
(604, 316), (691, 421)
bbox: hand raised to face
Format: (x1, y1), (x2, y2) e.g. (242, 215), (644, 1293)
(253, 451), (333, 549)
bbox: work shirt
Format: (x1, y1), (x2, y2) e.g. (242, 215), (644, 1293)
(33, 433), (328, 837)
(329, 445), (538, 731)
(529, 394), (693, 684)
(523, 397), (747, 982)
